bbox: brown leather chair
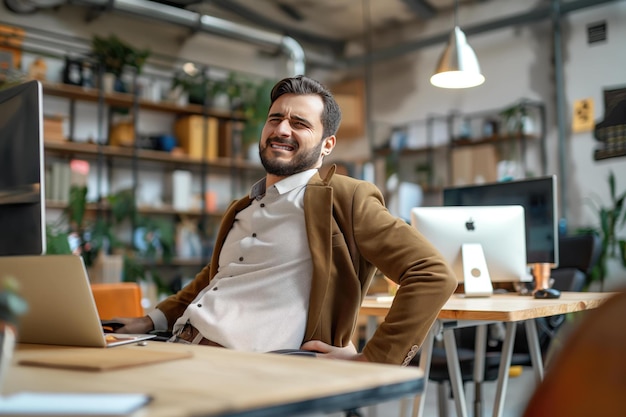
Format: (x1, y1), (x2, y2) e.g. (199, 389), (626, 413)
(522, 289), (626, 417)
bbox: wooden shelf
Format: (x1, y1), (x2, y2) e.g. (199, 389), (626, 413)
(44, 141), (263, 172)
(374, 144), (447, 157)
(42, 82), (246, 121)
(139, 257), (208, 267)
(46, 200), (224, 218)
(450, 134), (539, 147)
(594, 147), (626, 161)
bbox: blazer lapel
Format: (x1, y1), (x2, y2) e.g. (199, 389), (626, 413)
(303, 167), (335, 340)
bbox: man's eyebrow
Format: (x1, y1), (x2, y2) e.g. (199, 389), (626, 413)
(291, 114), (312, 126)
(267, 112), (312, 126)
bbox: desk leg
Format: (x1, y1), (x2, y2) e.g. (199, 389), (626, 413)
(492, 322), (517, 417)
(413, 323), (436, 417)
(443, 328), (469, 417)
(524, 319), (544, 384)
(473, 324), (488, 417)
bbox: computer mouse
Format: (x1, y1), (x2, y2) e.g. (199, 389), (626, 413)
(534, 288), (561, 299)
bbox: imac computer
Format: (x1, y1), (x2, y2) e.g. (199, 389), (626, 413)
(411, 206), (528, 297)
(0, 80), (46, 256)
(443, 176), (560, 298)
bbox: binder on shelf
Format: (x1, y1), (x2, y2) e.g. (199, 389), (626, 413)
(174, 115), (218, 160)
(50, 161), (71, 202)
(170, 170), (192, 211)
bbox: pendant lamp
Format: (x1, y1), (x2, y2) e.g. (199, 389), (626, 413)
(430, 0), (484, 89)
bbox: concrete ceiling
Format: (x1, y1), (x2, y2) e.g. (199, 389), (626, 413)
(153, 0), (488, 53)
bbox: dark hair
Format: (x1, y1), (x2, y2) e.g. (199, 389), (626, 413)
(269, 75), (342, 139)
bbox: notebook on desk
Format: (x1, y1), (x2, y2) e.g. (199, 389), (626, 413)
(0, 254), (155, 348)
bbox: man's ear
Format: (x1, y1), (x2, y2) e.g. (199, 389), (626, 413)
(322, 135), (336, 156)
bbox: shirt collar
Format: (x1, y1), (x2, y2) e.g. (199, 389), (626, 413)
(249, 169), (318, 200)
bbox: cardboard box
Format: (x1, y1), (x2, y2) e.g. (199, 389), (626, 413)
(332, 78), (365, 140)
(450, 144), (498, 186)
(174, 115), (218, 160)
(43, 115), (66, 143)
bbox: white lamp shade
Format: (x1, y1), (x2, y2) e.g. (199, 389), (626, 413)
(431, 26), (485, 89)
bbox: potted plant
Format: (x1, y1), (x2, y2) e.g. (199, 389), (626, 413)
(171, 68), (208, 105)
(578, 170), (626, 290)
(90, 34), (150, 92)
(0, 276), (28, 390)
(46, 185), (174, 294)
(222, 74), (275, 156)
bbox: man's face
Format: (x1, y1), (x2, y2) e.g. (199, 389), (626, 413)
(259, 93), (334, 177)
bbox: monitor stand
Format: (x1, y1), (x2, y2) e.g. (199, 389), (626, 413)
(461, 243), (493, 297)
(532, 263), (561, 299)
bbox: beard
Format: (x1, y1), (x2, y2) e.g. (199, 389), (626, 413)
(259, 137), (324, 177)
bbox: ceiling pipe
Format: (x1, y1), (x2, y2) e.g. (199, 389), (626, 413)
(72, 0), (306, 75)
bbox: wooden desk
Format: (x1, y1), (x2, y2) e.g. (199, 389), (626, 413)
(6, 341), (424, 417)
(360, 291), (614, 417)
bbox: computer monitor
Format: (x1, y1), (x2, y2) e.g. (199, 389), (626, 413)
(0, 80), (46, 256)
(411, 206), (528, 296)
(443, 176), (559, 267)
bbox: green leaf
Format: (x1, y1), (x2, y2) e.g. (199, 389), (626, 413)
(609, 171), (616, 203)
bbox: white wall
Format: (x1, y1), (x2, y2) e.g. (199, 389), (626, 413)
(365, 1), (626, 231)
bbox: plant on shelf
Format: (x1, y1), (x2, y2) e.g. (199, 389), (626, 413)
(219, 73), (275, 150)
(46, 186), (174, 294)
(499, 99), (535, 137)
(578, 170), (626, 290)
(90, 34), (150, 91)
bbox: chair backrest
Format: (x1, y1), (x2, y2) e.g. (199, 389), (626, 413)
(90, 282), (144, 320)
(522, 289), (626, 417)
(557, 234), (602, 276)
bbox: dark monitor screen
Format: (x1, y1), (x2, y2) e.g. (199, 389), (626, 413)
(0, 80), (46, 255)
(443, 176), (558, 266)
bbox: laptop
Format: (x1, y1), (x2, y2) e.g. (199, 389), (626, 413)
(0, 254), (155, 347)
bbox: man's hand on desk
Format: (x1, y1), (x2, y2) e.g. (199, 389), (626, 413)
(107, 316), (155, 334)
(300, 340), (369, 362)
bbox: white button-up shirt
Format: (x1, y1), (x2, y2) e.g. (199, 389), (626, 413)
(165, 169), (317, 352)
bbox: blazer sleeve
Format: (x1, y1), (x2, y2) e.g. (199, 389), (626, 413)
(154, 264), (212, 329)
(352, 182), (458, 364)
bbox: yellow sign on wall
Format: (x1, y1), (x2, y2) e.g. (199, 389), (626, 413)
(572, 98), (595, 133)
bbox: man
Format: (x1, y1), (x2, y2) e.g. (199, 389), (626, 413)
(116, 75), (456, 365)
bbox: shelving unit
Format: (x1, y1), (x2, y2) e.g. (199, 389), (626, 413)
(42, 81), (264, 286)
(375, 101), (547, 206)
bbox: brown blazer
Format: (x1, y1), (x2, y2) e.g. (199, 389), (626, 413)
(156, 167), (457, 364)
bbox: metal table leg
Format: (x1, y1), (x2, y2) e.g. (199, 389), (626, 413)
(524, 319), (544, 384)
(492, 322), (517, 417)
(443, 327), (469, 417)
(413, 321), (437, 417)
(473, 324), (488, 417)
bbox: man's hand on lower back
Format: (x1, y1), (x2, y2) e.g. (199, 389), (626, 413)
(300, 340), (369, 362)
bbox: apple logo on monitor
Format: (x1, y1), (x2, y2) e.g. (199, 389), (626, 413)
(465, 218), (475, 231)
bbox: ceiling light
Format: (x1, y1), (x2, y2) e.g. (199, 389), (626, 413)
(430, 1), (484, 89)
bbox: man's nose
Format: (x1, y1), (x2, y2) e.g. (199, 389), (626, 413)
(274, 119), (291, 136)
